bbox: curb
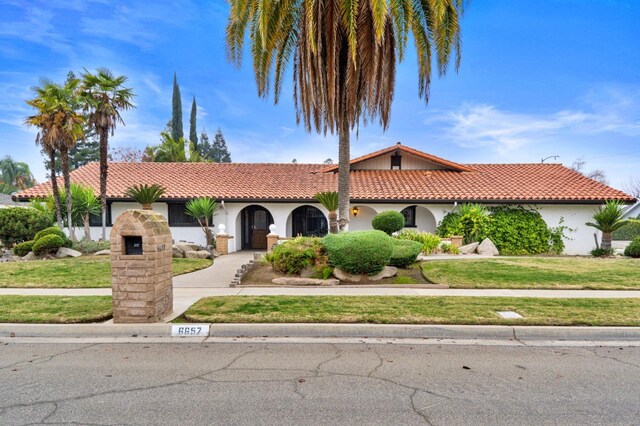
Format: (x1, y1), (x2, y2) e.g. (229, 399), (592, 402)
(2, 323), (640, 341)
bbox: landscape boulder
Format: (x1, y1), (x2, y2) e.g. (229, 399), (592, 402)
(94, 249), (110, 256)
(333, 266), (398, 283)
(477, 238), (499, 256)
(175, 243), (200, 252)
(185, 250), (212, 259)
(55, 247), (82, 258)
(459, 242), (479, 255)
(272, 277), (339, 286)
(21, 252), (38, 261)
(172, 245), (185, 258)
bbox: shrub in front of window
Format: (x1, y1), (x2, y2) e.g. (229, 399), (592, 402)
(13, 240), (35, 257)
(323, 230), (393, 274)
(32, 234), (65, 256)
(0, 207), (54, 247)
(389, 239), (423, 268)
(371, 211), (405, 235)
(624, 237), (640, 258)
(396, 229), (441, 254)
(265, 237), (328, 275)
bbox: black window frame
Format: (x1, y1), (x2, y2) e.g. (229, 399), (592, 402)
(401, 206), (416, 228)
(168, 202), (211, 227)
(89, 203), (112, 227)
(291, 206), (328, 237)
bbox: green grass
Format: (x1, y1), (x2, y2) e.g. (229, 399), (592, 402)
(0, 257), (212, 288)
(422, 257), (640, 290)
(184, 296), (640, 326)
(0, 296), (112, 323)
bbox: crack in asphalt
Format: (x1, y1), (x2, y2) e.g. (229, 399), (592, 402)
(410, 389), (434, 425)
(0, 344), (98, 371)
(586, 347), (640, 370)
(367, 346), (385, 377)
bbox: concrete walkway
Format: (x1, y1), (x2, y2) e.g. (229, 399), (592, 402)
(173, 250), (258, 288)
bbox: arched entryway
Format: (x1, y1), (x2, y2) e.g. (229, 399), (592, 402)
(239, 205), (274, 250)
(290, 205), (328, 237)
(401, 205), (437, 233)
(349, 205), (377, 231)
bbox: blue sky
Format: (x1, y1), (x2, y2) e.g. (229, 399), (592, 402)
(1, 0), (639, 191)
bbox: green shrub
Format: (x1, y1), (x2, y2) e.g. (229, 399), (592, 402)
(389, 239), (423, 268)
(440, 242), (460, 254)
(13, 240), (35, 257)
(396, 230), (441, 254)
(34, 226), (66, 242)
(484, 206), (556, 255)
(591, 247), (614, 257)
(624, 237), (640, 258)
(324, 230), (393, 275)
(437, 204), (489, 244)
(32, 234), (65, 256)
(72, 239), (111, 254)
(613, 220), (640, 241)
(266, 237), (328, 275)
(371, 211), (405, 235)
(0, 207), (54, 247)
(437, 212), (464, 238)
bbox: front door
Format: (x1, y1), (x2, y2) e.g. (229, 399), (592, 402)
(242, 206), (272, 250)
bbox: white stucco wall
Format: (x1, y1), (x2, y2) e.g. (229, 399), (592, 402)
(85, 201), (601, 255)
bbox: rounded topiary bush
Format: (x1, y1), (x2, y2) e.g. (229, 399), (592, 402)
(323, 230), (393, 274)
(32, 234), (65, 256)
(13, 240), (35, 257)
(266, 237), (327, 275)
(34, 226), (66, 242)
(389, 239), (423, 268)
(624, 237), (640, 258)
(371, 211), (405, 235)
(613, 220), (640, 241)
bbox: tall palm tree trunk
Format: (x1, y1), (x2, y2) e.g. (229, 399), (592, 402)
(60, 145), (76, 241)
(48, 149), (64, 228)
(328, 211), (338, 234)
(337, 120), (350, 232)
(99, 127), (108, 241)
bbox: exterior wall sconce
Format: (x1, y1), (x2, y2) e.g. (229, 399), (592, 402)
(351, 206), (360, 217)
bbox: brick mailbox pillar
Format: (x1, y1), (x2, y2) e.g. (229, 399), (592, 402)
(110, 210), (173, 323)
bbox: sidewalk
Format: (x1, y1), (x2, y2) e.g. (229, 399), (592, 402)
(173, 250), (257, 288)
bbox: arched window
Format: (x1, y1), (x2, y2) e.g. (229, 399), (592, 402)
(401, 206), (416, 227)
(291, 206), (328, 237)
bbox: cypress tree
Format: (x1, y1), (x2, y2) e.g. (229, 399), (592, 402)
(189, 97), (198, 152)
(212, 128), (232, 162)
(171, 72), (183, 142)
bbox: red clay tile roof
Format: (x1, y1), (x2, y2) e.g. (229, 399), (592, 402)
(14, 161), (634, 203)
(319, 143), (477, 173)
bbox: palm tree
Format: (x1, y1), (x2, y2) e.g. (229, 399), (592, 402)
(25, 79), (65, 229)
(314, 191), (339, 234)
(149, 132), (187, 162)
(80, 68), (135, 240)
(227, 0), (463, 231)
(124, 184), (167, 210)
(185, 197), (218, 246)
(586, 200), (626, 251)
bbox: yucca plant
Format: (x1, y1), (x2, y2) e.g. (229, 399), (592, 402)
(185, 197), (218, 246)
(586, 200), (626, 251)
(124, 184), (166, 210)
(315, 191), (339, 234)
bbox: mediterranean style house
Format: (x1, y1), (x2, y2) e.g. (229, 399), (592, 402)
(14, 143), (635, 255)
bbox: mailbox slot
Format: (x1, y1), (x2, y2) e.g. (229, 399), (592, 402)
(123, 236), (143, 255)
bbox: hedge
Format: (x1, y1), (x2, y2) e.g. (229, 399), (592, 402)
(613, 220), (640, 241)
(323, 230), (393, 275)
(0, 207), (53, 247)
(389, 239), (423, 268)
(371, 211), (405, 235)
(265, 237), (328, 275)
(624, 237), (640, 258)
(32, 234), (65, 256)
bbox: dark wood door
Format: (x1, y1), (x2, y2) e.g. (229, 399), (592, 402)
(242, 206), (272, 250)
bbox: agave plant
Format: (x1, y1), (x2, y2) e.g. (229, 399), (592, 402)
(124, 184), (166, 210)
(185, 197), (218, 246)
(586, 200), (626, 251)
(315, 191), (339, 234)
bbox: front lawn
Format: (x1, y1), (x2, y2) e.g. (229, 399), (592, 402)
(0, 296), (112, 323)
(422, 257), (640, 290)
(183, 296), (640, 326)
(0, 257), (212, 288)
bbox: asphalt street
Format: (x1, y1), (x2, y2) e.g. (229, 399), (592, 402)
(1, 339), (639, 425)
